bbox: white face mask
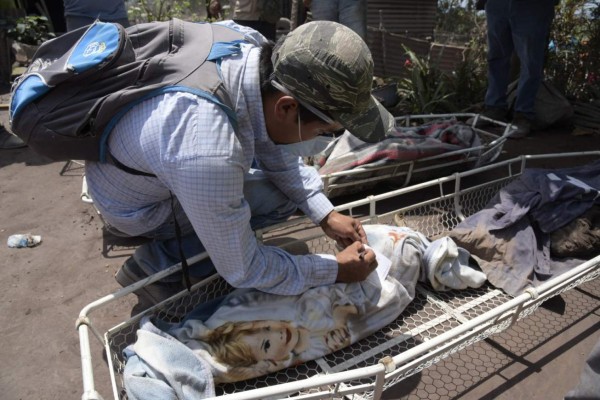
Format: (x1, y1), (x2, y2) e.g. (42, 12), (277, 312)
(279, 113), (338, 157)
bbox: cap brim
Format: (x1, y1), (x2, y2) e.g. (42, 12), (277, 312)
(331, 95), (395, 143)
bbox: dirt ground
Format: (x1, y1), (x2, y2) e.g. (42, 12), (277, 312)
(0, 82), (598, 400)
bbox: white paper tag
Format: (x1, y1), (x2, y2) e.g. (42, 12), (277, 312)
(364, 244), (392, 283)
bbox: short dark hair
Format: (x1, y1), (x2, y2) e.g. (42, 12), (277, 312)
(259, 41), (277, 96)
(259, 41), (332, 124)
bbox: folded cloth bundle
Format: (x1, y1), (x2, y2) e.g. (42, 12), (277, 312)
(550, 205), (600, 258)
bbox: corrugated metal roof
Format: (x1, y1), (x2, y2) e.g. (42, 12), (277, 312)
(365, 1), (468, 78)
(368, 32), (469, 78)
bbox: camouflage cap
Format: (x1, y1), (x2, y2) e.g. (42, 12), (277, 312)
(272, 21), (394, 143)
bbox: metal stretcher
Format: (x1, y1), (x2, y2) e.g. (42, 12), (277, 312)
(78, 151), (600, 400)
(317, 113), (513, 198)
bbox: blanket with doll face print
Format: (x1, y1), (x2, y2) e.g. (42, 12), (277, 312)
(124, 224), (486, 393)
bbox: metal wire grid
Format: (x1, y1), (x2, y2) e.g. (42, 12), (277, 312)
(388, 277), (600, 400)
(80, 152), (600, 400)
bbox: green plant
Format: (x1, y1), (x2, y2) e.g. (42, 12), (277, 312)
(7, 15), (55, 46)
(436, 0), (480, 38)
(433, 0), (488, 112)
(433, 0), (600, 109)
(445, 22), (488, 112)
(545, 0), (600, 102)
(127, 0), (217, 23)
(396, 46), (455, 114)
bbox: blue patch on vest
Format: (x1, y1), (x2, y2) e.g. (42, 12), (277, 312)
(207, 40), (245, 61)
(67, 22), (120, 73)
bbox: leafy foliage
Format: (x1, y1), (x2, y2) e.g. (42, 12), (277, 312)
(442, 21), (488, 112)
(127, 0), (217, 23)
(396, 47), (455, 114)
(6, 15), (55, 46)
(436, 0), (479, 38)
(390, 0), (488, 115)
(545, 0), (600, 102)
(393, 0), (599, 115)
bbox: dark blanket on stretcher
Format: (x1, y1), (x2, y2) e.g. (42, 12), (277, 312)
(448, 160), (600, 296)
(314, 120), (480, 176)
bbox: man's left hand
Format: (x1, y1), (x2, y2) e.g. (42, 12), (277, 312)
(320, 210), (367, 248)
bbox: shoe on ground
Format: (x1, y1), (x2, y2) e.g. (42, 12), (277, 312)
(115, 257), (185, 305)
(509, 113), (533, 139)
(0, 125), (27, 149)
(467, 107), (508, 128)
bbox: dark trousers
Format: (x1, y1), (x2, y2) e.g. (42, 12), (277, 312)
(484, 0), (556, 118)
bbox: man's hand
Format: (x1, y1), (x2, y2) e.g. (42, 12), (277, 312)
(320, 210), (367, 248)
(335, 241), (378, 283)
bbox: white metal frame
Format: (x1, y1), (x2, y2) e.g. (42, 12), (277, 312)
(78, 151), (600, 400)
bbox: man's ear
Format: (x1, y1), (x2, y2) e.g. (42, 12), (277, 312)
(274, 96), (299, 122)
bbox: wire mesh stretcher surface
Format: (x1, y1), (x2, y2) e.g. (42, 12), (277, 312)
(78, 152), (600, 400)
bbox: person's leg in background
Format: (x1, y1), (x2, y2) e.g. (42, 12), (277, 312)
(509, 0), (556, 137)
(483, 0), (514, 122)
(309, 0), (340, 24)
(112, 17), (130, 28)
(338, 0), (367, 40)
(65, 15), (96, 31)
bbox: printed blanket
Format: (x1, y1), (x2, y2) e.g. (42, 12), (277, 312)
(123, 225), (486, 398)
(314, 120), (480, 176)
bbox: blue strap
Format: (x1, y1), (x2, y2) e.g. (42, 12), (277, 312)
(207, 40), (245, 61)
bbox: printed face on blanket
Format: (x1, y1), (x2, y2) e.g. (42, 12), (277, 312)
(199, 304), (356, 367)
(125, 225), (487, 388)
(79, 19), (399, 301)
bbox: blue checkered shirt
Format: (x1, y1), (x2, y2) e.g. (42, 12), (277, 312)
(85, 23), (338, 295)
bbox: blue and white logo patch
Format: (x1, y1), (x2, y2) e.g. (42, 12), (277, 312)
(83, 41), (107, 57)
(67, 22), (120, 73)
